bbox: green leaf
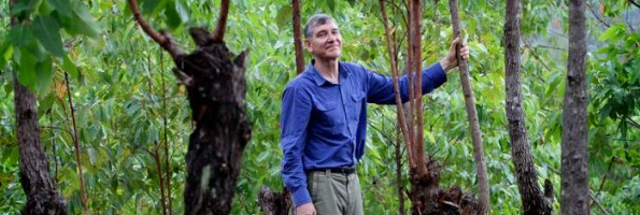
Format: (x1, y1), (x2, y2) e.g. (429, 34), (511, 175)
(47, 0), (72, 17)
(0, 42), (13, 70)
(32, 15), (64, 57)
(9, 24), (33, 47)
(165, 2), (182, 29)
(327, 0), (336, 12)
(63, 1), (100, 38)
(38, 91), (56, 115)
(17, 50), (37, 89)
(598, 23), (625, 42)
(275, 5), (292, 30)
(35, 57), (54, 95)
(63, 54), (78, 79)
(175, 1), (189, 23)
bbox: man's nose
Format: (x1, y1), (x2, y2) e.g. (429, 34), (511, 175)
(327, 33), (336, 43)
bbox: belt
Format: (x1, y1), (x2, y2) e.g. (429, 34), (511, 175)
(308, 166), (356, 174)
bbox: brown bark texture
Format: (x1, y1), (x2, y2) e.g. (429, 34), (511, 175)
(14, 76), (68, 215)
(127, 1), (251, 214)
(179, 29), (251, 215)
(409, 0), (428, 178)
(258, 187), (291, 215)
(503, 0), (552, 214)
(11, 0), (67, 213)
(561, 0), (589, 214)
(291, 0), (305, 74)
(447, 0), (490, 214)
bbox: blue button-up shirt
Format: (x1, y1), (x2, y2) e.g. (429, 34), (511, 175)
(280, 60), (447, 206)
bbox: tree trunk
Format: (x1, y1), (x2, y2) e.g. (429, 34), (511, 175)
(258, 187), (291, 215)
(10, 0), (67, 213)
(503, 0), (552, 214)
(561, 0), (589, 214)
(127, 0), (251, 213)
(447, 1), (490, 214)
(292, 0), (305, 74)
(379, 1), (481, 214)
(179, 30), (252, 215)
(14, 76), (67, 215)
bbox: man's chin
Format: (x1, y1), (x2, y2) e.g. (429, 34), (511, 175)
(319, 54), (341, 61)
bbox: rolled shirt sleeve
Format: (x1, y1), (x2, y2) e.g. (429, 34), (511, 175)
(365, 62), (447, 104)
(280, 84), (313, 206)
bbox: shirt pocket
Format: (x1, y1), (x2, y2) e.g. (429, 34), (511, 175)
(312, 98), (343, 129)
(349, 91), (366, 120)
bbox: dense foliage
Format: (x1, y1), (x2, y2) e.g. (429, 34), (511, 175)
(0, 0), (638, 214)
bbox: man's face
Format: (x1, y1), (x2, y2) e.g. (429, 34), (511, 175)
(305, 21), (342, 60)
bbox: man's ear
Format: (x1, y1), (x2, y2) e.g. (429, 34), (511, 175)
(304, 39), (312, 52)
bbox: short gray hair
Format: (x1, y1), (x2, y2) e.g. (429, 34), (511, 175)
(304, 14), (335, 38)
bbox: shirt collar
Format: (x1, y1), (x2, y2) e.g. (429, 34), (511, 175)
(307, 59), (348, 86)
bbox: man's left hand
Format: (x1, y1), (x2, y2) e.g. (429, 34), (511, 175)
(440, 37), (469, 73)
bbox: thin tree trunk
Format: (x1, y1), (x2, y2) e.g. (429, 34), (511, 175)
(160, 50), (174, 215)
(292, 0), (305, 74)
(64, 71), (89, 214)
(11, 0), (67, 213)
(409, 0), (428, 178)
(561, 0), (589, 214)
(503, 0), (552, 214)
(396, 126), (405, 215)
(447, 0), (490, 214)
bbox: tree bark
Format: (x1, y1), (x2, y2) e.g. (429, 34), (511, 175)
(503, 0), (552, 214)
(179, 30), (251, 215)
(14, 76), (68, 215)
(258, 187), (291, 215)
(447, 1), (490, 214)
(11, 0), (67, 213)
(561, 0), (589, 214)
(291, 0), (305, 74)
(127, 1), (251, 214)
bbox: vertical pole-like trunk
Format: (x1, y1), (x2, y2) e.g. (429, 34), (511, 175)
(291, 0), (305, 74)
(448, 0), (490, 214)
(396, 128), (406, 215)
(64, 72), (89, 214)
(503, 0), (552, 214)
(561, 0), (589, 214)
(409, 0), (428, 178)
(11, 0), (67, 214)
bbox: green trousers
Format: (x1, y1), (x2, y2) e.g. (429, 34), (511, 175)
(292, 170), (364, 215)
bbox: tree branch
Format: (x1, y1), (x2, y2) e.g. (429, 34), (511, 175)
(626, 118), (640, 130)
(628, 0), (640, 9)
(586, 1), (609, 28)
(212, 0), (230, 42)
(590, 192), (612, 215)
(127, 0), (183, 59)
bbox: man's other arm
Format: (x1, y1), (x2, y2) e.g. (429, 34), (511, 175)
(280, 85), (313, 207)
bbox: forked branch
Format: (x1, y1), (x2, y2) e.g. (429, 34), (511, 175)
(380, 0), (416, 169)
(127, 0), (183, 58)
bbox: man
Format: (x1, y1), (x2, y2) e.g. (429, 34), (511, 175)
(280, 14), (469, 215)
